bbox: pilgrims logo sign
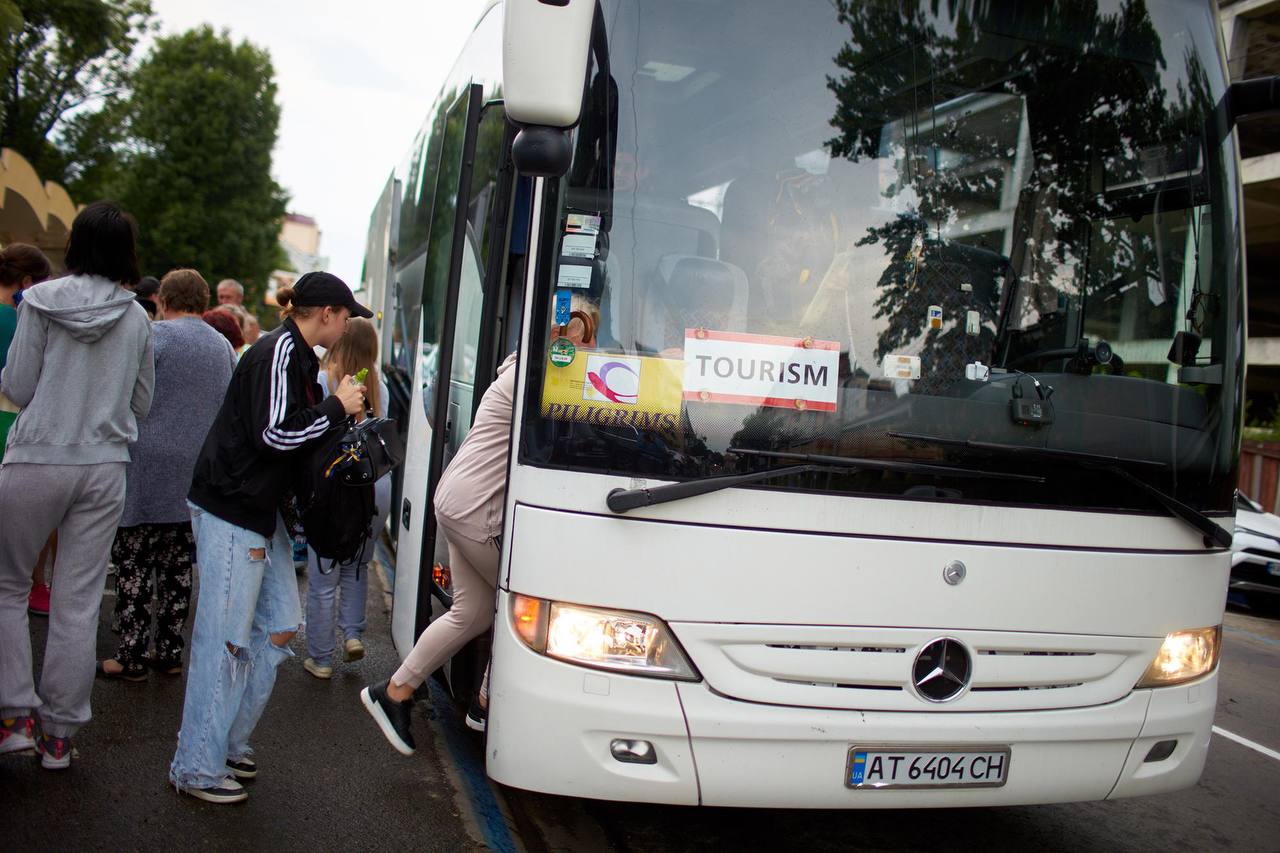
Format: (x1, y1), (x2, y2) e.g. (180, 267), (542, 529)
(584, 356), (641, 405)
(540, 349), (682, 438)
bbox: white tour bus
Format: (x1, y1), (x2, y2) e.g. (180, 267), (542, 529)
(362, 0), (1280, 807)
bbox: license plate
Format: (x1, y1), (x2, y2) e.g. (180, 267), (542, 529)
(846, 746), (1010, 789)
(1268, 562), (1280, 577)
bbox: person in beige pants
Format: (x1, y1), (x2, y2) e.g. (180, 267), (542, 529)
(361, 351), (518, 756)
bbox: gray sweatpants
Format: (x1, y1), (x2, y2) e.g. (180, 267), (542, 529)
(0, 462), (126, 737)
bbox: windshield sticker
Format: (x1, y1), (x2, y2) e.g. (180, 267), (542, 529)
(965, 361), (991, 382)
(561, 232), (597, 259)
(549, 337), (576, 368)
(554, 289), (572, 326)
(584, 355), (640, 405)
(927, 305), (943, 330)
(965, 310), (980, 336)
(556, 262), (592, 290)
(541, 350), (683, 437)
(565, 213), (600, 235)
(882, 354), (921, 380)
(682, 329), (840, 412)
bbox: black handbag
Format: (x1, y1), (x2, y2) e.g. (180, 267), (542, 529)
(323, 416), (406, 486)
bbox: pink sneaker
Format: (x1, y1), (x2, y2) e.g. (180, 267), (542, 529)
(28, 582), (50, 616)
(35, 730), (72, 769)
(0, 716), (35, 754)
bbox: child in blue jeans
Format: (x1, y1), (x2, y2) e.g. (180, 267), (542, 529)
(302, 318), (390, 678)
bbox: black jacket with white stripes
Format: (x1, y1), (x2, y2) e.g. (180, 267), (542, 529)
(189, 317), (345, 538)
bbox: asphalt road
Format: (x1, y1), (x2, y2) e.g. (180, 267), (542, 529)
(486, 609), (1280, 853)
(4, 560), (483, 853)
(5, 564), (1279, 852)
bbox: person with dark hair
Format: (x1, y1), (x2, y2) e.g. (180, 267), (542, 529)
(99, 269), (236, 682)
(202, 309), (244, 352)
(134, 276), (161, 320)
(0, 243), (52, 458)
(170, 271), (371, 804)
(61, 200), (142, 287)
(0, 244), (54, 619)
(0, 201), (154, 769)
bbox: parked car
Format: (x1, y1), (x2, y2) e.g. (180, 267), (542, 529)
(1231, 492), (1280, 608)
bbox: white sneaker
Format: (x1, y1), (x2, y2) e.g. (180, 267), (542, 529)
(303, 658), (332, 679)
(35, 732), (72, 770)
(0, 717), (35, 754)
(181, 776), (248, 804)
(344, 637), (365, 662)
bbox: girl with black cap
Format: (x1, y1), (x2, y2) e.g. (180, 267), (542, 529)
(169, 271), (372, 804)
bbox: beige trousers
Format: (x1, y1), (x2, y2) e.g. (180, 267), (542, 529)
(392, 515), (499, 689)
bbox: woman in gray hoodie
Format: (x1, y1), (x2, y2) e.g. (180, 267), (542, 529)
(0, 201), (154, 770)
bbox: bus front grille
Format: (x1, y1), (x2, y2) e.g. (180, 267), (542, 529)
(670, 623), (1162, 713)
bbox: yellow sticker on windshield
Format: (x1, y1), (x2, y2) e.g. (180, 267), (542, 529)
(540, 350), (684, 436)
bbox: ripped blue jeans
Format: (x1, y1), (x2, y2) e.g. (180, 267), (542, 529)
(169, 503), (300, 790)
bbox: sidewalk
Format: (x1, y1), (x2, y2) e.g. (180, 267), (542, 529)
(3, 554), (481, 852)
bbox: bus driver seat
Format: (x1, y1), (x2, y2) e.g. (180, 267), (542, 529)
(639, 254), (750, 354)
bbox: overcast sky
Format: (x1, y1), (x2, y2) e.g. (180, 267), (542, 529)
(151, 0), (489, 288)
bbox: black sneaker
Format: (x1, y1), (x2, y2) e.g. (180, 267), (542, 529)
(226, 756), (257, 780)
(464, 701), (487, 733)
(179, 777), (248, 804)
(361, 681), (415, 756)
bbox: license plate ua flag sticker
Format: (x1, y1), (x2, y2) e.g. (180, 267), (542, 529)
(847, 746), (1010, 789)
(683, 329), (840, 412)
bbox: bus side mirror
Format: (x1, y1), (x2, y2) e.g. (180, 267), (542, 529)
(503, 0), (595, 177)
(1228, 75), (1280, 128)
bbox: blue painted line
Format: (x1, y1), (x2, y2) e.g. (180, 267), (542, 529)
(1224, 624), (1280, 649)
(428, 680), (520, 853)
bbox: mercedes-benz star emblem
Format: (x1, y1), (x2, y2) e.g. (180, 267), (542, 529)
(912, 638), (972, 702)
(943, 560), (966, 585)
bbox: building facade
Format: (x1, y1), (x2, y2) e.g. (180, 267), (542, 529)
(268, 212), (330, 303)
(1221, 1), (1280, 422)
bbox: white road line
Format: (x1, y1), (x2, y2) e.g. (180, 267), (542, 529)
(1213, 726), (1280, 762)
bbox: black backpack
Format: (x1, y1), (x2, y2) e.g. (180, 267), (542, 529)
(297, 419), (389, 571)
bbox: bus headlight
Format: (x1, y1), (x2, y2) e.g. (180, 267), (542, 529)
(510, 594), (699, 681)
(1136, 626), (1221, 688)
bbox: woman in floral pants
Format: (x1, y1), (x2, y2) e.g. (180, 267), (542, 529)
(109, 524), (197, 677)
(99, 270), (237, 680)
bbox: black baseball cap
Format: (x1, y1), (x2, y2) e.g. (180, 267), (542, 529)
(135, 276), (160, 298)
(292, 271), (373, 319)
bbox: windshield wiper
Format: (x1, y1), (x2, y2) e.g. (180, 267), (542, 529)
(727, 448), (1046, 482)
(605, 448), (1044, 514)
(890, 432), (1231, 549)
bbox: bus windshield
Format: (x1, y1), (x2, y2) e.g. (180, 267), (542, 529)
(519, 0), (1243, 515)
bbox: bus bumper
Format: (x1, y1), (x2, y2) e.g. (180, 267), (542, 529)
(487, 590), (701, 805)
(486, 597), (1217, 807)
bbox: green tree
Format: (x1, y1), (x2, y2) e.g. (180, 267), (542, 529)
(820, 0), (1208, 389)
(0, 0), (153, 199)
(116, 25), (287, 310)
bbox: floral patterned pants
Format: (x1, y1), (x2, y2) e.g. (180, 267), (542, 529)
(110, 522), (195, 672)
